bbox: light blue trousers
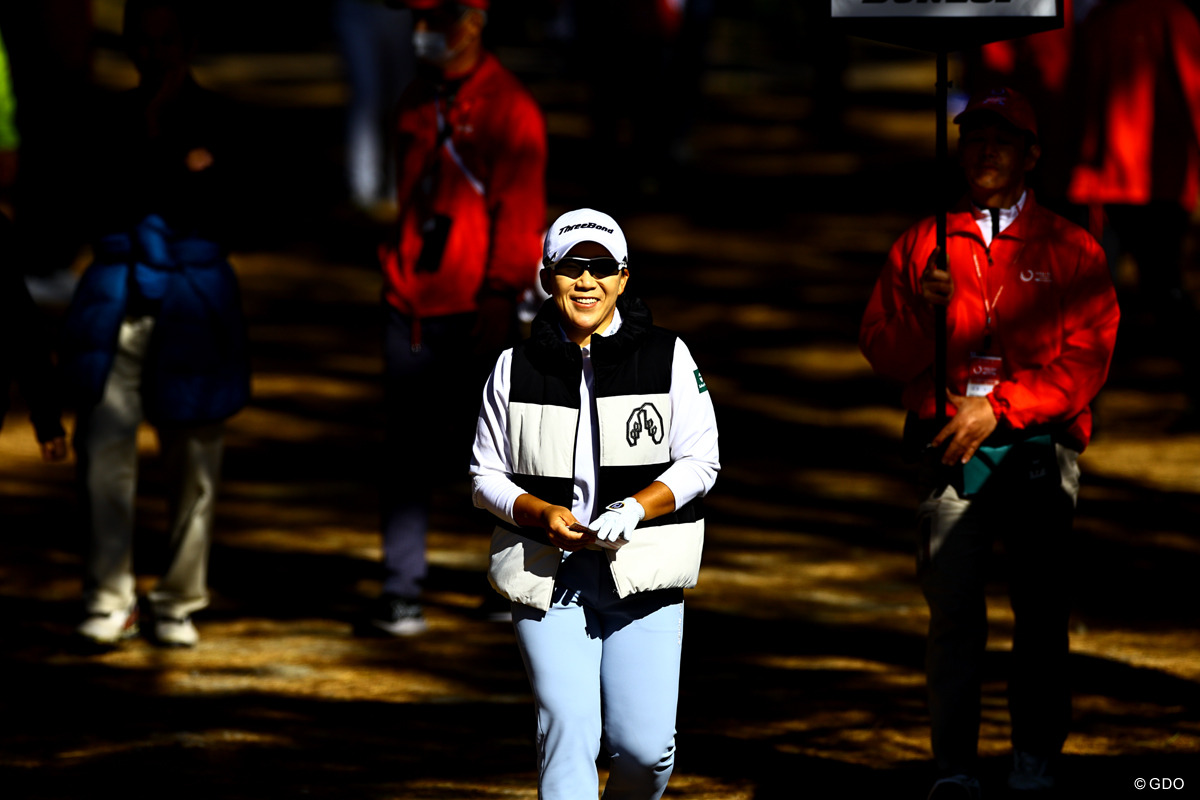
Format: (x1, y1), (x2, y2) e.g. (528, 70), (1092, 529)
(513, 549), (684, 800)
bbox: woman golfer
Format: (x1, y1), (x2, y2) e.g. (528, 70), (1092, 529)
(470, 208), (720, 799)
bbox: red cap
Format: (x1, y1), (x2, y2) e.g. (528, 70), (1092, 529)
(401, 0), (489, 9)
(953, 87), (1038, 139)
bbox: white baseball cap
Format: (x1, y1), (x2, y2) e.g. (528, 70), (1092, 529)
(542, 208), (629, 268)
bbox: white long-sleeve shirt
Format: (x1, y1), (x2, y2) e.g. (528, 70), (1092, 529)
(470, 307), (720, 528)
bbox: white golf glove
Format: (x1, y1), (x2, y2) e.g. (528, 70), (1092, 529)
(590, 497), (644, 548)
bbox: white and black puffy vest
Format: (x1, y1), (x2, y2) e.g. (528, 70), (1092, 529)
(488, 296), (706, 610)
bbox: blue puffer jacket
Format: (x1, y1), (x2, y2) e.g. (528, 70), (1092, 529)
(61, 215), (251, 425)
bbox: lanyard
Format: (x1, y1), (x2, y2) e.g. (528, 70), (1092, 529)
(972, 248), (1003, 352)
(434, 92), (484, 196)
(416, 86), (485, 208)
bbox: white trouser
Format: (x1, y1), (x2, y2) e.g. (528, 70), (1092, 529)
(512, 548), (683, 800)
(76, 316), (224, 619)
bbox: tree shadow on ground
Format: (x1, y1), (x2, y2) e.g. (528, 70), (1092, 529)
(3, 13), (1199, 800)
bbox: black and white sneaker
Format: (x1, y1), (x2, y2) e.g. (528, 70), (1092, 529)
(370, 595), (428, 636)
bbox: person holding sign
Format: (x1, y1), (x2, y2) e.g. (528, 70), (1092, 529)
(860, 87), (1119, 798)
(470, 208), (719, 800)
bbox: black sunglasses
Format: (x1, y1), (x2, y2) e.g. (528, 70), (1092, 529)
(550, 256), (625, 280)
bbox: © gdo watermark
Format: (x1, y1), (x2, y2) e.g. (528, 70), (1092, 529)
(1135, 777), (1185, 790)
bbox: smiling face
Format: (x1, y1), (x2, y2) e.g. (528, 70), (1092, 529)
(958, 117), (1040, 209)
(542, 240), (628, 347)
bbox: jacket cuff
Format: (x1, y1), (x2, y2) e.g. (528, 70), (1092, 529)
(985, 390), (1006, 423)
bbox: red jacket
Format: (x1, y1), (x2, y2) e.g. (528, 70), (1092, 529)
(860, 192), (1119, 451)
(380, 53), (547, 318)
(979, 0), (1075, 96)
(1067, 0), (1200, 211)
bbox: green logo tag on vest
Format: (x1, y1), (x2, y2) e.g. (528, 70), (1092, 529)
(694, 369), (708, 393)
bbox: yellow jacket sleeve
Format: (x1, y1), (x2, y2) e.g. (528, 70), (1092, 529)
(0, 27), (18, 151)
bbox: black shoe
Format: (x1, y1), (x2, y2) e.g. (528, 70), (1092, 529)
(369, 595), (428, 636)
(928, 775), (981, 800)
(1008, 751), (1056, 793)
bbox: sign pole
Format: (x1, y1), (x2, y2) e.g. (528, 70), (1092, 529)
(935, 48), (948, 431)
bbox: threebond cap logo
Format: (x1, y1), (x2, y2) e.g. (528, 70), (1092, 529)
(558, 221), (614, 235)
(626, 403), (665, 447)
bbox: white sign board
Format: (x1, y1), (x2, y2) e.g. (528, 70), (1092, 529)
(831, 0), (1056, 18)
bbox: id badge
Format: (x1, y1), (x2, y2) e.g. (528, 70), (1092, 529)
(966, 353), (1002, 397)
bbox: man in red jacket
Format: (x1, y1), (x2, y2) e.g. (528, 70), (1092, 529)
(861, 88), (1119, 799)
(370, 0), (546, 635)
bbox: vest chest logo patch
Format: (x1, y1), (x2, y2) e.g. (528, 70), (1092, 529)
(627, 403), (665, 446)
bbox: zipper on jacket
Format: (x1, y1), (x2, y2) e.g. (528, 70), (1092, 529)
(986, 207), (999, 266)
(571, 346), (585, 548)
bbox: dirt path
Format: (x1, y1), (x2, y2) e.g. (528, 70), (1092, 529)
(2, 12), (1198, 799)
